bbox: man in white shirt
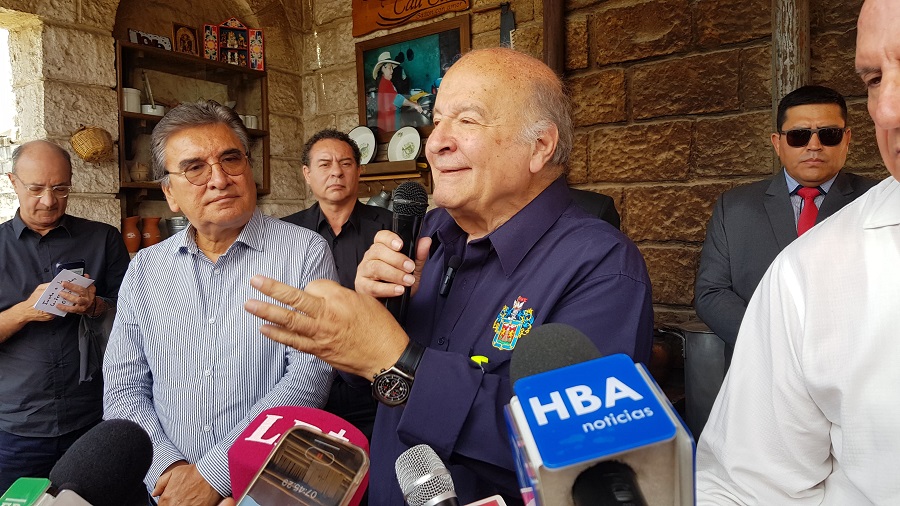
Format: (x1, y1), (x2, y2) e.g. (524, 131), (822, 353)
(696, 1), (900, 503)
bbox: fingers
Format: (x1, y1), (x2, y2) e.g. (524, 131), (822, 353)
(409, 236), (432, 298)
(245, 276), (330, 353)
(356, 232), (418, 298)
(57, 282), (96, 314)
(152, 471), (171, 496)
(249, 275), (326, 315)
(373, 229), (402, 248)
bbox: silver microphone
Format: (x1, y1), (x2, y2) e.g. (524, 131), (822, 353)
(395, 444), (460, 506)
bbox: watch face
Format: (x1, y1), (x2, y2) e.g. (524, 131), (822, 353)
(373, 372), (411, 406)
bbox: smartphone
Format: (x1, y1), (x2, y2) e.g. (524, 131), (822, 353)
(237, 425), (369, 506)
(55, 259), (86, 276)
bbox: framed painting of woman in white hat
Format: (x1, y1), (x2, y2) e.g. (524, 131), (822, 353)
(356, 15), (470, 143)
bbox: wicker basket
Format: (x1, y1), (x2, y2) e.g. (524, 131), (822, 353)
(70, 126), (114, 163)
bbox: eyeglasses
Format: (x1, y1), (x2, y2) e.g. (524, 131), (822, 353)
(780, 127), (847, 148)
(166, 151), (249, 186)
(10, 174), (72, 198)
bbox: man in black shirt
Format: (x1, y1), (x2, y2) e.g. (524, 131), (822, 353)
(0, 140), (129, 491)
(282, 129), (391, 442)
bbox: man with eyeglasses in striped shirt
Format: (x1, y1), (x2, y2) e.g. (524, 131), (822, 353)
(103, 101), (336, 505)
(0, 140), (130, 491)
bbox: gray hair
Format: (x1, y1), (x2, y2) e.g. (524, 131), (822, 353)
(453, 48), (573, 172)
(11, 140), (72, 175)
(518, 78), (574, 170)
(150, 100), (249, 187)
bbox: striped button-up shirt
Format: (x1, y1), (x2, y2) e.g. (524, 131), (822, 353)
(103, 209), (336, 496)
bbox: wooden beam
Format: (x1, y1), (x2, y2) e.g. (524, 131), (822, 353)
(543, 0), (565, 76)
(771, 0), (810, 167)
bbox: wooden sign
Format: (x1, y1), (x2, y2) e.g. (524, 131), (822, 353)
(352, 0), (470, 37)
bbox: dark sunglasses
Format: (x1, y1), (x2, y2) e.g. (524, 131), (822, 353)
(780, 127), (847, 148)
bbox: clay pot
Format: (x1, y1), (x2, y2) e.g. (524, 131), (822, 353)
(129, 162), (150, 182)
(141, 217), (162, 248)
(123, 216), (141, 253)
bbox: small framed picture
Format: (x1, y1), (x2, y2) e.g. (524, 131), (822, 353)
(172, 23), (199, 56)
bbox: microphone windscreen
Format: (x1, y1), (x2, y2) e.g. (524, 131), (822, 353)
(509, 323), (602, 384)
(572, 461), (648, 506)
(395, 444), (457, 506)
(392, 182), (428, 217)
(49, 419), (153, 506)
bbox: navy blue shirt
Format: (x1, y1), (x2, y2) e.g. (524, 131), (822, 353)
(368, 177), (654, 504)
(0, 212), (129, 436)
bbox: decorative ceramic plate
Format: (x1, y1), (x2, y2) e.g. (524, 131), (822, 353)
(388, 126), (421, 162)
(349, 126), (377, 165)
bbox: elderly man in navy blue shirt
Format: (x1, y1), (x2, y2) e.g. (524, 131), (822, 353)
(244, 48), (653, 505)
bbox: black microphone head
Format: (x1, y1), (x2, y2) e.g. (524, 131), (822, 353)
(572, 461), (648, 506)
(392, 181), (428, 217)
(447, 255), (461, 270)
(395, 444), (459, 506)
(50, 419), (153, 506)
(509, 322), (602, 385)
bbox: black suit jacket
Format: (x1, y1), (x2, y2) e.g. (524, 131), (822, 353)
(282, 200), (392, 288)
(694, 170), (877, 363)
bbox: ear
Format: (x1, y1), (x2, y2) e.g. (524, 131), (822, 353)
(844, 127), (852, 145)
(302, 165), (313, 186)
(529, 123), (560, 174)
(161, 183), (181, 213)
(770, 132), (782, 157)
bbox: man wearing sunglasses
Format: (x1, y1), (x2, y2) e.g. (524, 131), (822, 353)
(697, 1), (900, 502)
(0, 140), (129, 490)
(103, 101), (336, 505)
(695, 85), (877, 370)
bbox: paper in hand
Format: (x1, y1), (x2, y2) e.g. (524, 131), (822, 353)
(34, 269), (95, 317)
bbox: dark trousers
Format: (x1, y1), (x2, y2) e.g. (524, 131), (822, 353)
(0, 423), (97, 494)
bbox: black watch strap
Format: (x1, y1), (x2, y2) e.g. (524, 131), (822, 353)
(394, 339), (425, 378)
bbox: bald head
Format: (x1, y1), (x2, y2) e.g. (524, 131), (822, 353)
(856, 0), (900, 179)
(447, 48), (573, 170)
(12, 140), (72, 176)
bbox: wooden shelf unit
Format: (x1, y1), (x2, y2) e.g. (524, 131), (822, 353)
(115, 40), (269, 217)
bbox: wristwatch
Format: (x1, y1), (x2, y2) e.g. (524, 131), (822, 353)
(372, 340), (425, 407)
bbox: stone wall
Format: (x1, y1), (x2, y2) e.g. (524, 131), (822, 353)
(0, 3), (121, 226)
(298, 0), (887, 325)
(0, 0), (887, 325)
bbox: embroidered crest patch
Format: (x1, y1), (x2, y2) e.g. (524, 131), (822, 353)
(492, 296), (535, 350)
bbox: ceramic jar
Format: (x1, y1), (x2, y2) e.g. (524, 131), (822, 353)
(129, 162), (150, 182)
(122, 216), (141, 253)
(141, 217), (162, 248)
(168, 215), (189, 236)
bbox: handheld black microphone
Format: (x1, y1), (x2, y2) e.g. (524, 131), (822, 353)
(438, 255), (461, 297)
(49, 419), (153, 506)
(385, 181), (428, 323)
(395, 444), (460, 506)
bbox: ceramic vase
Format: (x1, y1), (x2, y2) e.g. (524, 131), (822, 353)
(141, 217), (162, 248)
(123, 216), (141, 253)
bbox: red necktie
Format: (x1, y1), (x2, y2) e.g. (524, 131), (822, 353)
(796, 186), (822, 236)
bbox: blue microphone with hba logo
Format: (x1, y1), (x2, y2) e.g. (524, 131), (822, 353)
(504, 324), (694, 506)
